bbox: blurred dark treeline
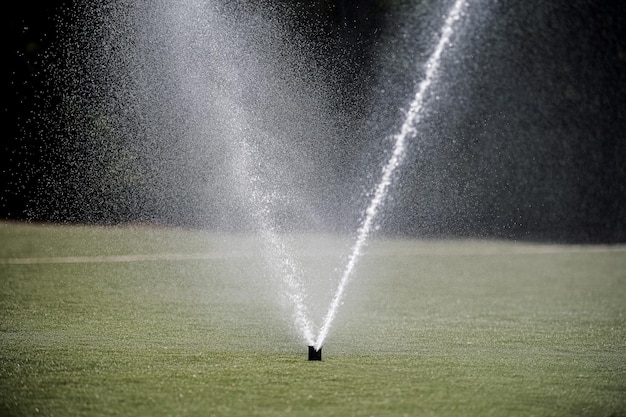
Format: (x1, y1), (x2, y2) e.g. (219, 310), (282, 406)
(3, 0), (626, 243)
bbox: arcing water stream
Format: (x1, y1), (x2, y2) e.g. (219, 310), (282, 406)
(314, 0), (470, 350)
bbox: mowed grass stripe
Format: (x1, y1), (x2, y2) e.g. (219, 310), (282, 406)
(0, 253), (238, 264)
(2, 244), (624, 264)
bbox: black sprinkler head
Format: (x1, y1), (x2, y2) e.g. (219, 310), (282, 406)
(308, 346), (322, 361)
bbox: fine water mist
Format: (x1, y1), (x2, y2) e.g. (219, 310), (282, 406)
(22, 0), (476, 348)
(14, 0), (625, 350)
(35, 0), (355, 230)
(34, 0), (370, 345)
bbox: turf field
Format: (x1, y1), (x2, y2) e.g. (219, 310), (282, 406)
(1, 221), (625, 416)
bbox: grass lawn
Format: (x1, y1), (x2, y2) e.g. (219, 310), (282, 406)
(1, 221), (625, 416)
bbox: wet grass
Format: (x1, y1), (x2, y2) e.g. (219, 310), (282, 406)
(1, 221), (625, 416)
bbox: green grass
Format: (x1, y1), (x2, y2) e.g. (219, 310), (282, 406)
(1, 221), (625, 416)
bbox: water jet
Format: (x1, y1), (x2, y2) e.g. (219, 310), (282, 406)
(313, 0), (469, 351)
(37, 0), (472, 355)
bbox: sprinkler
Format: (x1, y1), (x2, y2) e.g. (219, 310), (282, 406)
(308, 346), (322, 361)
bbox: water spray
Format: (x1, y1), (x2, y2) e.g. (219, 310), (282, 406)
(50, 0), (470, 359)
(234, 140), (316, 346)
(313, 0), (470, 351)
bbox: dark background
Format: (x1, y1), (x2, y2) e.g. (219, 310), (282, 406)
(3, 0), (626, 242)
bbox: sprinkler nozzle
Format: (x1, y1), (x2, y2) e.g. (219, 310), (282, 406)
(308, 346), (322, 361)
